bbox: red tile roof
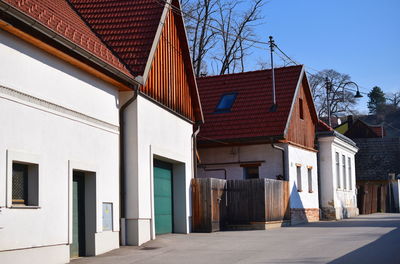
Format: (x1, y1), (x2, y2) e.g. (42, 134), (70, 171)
(197, 65), (304, 143)
(4, 0), (131, 76)
(67, 0), (165, 77)
(369, 125), (385, 137)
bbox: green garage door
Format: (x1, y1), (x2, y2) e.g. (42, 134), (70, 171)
(154, 160), (173, 235)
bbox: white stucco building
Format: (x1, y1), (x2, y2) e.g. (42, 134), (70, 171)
(0, 1), (136, 262)
(67, 0), (204, 247)
(0, 1), (204, 263)
(317, 121), (359, 219)
(197, 65), (320, 225)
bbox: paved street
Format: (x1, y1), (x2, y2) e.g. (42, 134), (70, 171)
(72, 214), (400, 264)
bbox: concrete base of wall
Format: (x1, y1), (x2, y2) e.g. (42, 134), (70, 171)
(320, 206), (359, 220)
(291, 208), (320, 225)
(95, 231), (119, 255)
(0, 244), (69, 264)
(226, 220), (291, 231)
(125, 219), (151, 246)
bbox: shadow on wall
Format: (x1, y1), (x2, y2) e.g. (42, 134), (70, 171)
(290, 183), (308, 225)
(328, 227), (400, 264)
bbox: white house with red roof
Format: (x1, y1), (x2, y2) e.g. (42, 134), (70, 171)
(0, 0), (202, 262)
(196, 65), (320, 225)
(317, 120), (359, 220)
(68, 0), (203, 246)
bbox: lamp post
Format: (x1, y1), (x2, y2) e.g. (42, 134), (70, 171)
(325, 79), (363, 127)
(325, 77), (332, 127)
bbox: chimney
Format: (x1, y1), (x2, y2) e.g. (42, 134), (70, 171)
(347, 115), (354, 127)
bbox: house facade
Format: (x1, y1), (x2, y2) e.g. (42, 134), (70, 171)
(68, 0), (203, 246)
(0, 0), (138, 262)
(317, 121), (359, 220)
(0, 0), (203, 262)
(196, 65), (320, 225)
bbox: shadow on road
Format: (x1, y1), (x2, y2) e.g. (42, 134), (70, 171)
(328, 227), (400, 264)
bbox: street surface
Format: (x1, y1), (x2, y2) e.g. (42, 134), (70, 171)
(72, 213), (400, 264)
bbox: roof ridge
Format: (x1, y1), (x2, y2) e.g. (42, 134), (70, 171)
(197, 65), (304, 80)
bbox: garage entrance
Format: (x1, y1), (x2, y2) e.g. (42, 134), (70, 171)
(153, 160), (173, 235)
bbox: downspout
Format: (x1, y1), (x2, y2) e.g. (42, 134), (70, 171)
(119, 84), (139, 245)
(271, 137), (286, 180)
(192, 122), (202, 178)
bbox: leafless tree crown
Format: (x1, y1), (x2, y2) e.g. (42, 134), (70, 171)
(182, 0), (264, 76)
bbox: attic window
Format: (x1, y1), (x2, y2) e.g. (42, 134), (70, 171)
(299, 98), (304, 119)
(215, 93), (237, 113)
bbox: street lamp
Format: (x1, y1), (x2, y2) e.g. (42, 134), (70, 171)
(325, 79), (363, 128)
(343, 81), (363, 99)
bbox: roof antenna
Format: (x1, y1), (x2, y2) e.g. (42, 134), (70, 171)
(269, 36), (277, 112)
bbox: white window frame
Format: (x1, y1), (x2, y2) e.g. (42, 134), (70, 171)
(335, 152), (341, 189)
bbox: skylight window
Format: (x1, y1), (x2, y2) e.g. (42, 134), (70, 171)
(215, 93), (237, 113)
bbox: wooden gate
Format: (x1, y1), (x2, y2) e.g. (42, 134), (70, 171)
(192, 178), (290, 232)
(357, 181), (390, 214)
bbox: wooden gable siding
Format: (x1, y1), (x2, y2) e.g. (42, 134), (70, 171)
(141, 7), (195, 121)
(286, 78), (316, 149)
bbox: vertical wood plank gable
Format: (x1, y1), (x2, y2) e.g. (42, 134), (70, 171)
(142, 8), (195, 121)
(286, 78), (317, 149)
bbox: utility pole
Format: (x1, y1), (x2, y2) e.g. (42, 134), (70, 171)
(325, 77), (332, 127)
(269, 36), (277, 112)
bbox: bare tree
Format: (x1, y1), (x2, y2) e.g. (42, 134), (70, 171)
(387, 91), (400, 107)
(182, 0), (264, 76)
(309, 69), (357, 118)
(214, 0), (263, 74)
(182, 0), (218, 76)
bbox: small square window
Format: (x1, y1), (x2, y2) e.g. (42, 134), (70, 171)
(12, 162), (39, 206)
(243, 166), (259, 179)
(215, 93), (237, 113)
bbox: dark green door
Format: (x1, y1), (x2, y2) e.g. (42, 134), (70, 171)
(154, 160), (173, 235)
(71, 172), (85, 258)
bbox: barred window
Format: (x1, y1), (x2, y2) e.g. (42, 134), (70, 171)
(12, 162), (39, 206)
(12, 163), (28, 205)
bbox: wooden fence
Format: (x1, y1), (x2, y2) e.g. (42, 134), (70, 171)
(357, 181), (397, 214)
(192, 178), (290, 232)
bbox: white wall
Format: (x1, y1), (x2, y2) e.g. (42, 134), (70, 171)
(123, 95), (194, 246)
(198, 144), (284, 180)
(287, 145), (319, 209)
(198, 143), (319, 210)
(318, 135), (358, 219)
(0, 30), (120, 263)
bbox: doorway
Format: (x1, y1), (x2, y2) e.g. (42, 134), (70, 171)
(71, 171), (85, 258)
(153, 160), (173, 235)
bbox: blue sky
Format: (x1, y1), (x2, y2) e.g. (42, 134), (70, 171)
(244, 0), (400, 113)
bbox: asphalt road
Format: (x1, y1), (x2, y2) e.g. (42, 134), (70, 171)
(72, 213), (400, 264)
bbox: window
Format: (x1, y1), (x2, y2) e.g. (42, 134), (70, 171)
(342, 155), (347, 190)
(299, 98), (304, 119)
(348, 157), (352, 190)
(336, 152), (341, 189)
(296, 165), (302, 192)
(12, 162), (39, 206)
(243, 166), (259, 179)
(215, 93), (237, 113)
(308, 167), (313, 193)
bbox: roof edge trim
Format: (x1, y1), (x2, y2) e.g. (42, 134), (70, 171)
(283, 65), (305, 137)
(141, 0), (171, 86)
